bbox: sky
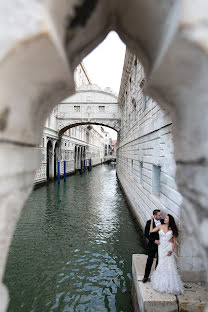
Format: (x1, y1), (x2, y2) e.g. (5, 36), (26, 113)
(83, 31), (126, 140)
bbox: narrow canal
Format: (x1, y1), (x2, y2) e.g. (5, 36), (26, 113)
(4, 165), (145, 312)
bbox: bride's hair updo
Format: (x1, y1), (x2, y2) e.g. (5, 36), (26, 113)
(167, 214), (179, 237)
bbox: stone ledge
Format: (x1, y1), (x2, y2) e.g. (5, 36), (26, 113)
(178, 282), (208, 312)
(132, 254), (208, 312)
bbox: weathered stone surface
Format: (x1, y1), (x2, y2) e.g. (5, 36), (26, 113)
(0, 144), (40, 312)
(0, 1), (74, 146)
(178, 282), (208, 312)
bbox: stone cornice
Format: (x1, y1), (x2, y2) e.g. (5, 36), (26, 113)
(62, 89), (118, 101)
(118, 49), (134, 105)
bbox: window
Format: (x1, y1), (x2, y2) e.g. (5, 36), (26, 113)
(152, 165), (161, 195)
(131, 159), (134, 174)
(138, 161), (143, 183)
(99, 106), (105, 112)
(132, 98), (136, 122)
(74, 105), (80, 112)
(42, 138), (44, 147)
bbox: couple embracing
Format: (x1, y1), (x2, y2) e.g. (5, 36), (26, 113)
(142, 209), (184, 295)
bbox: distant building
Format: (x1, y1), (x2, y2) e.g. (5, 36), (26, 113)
(34, 64), (105, 184)
(104, 131), (112, 156)
(111, 140), (117, 157)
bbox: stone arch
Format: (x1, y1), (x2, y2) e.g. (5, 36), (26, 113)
(74, 145), (77, 170)
(1, 2), (208, 310)
(80, 146), (83, 159)
(77, 146), (81, 170)
(54, 141), (60, 179)
(46, 140), (53, 180)
(58, 122), (119, 136)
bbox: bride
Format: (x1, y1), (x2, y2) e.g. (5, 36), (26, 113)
(150, 214), (184, 295)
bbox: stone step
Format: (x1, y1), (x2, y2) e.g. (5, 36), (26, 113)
(132, 254), (208, 312)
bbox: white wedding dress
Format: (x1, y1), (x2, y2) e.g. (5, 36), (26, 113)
(151, 229), (184, 295)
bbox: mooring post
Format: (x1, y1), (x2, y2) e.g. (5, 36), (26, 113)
(84, 159), (86, 172)
(58, 161), (60, 184)
(90, 158), (92, 171)
(64, 160), (66, 182)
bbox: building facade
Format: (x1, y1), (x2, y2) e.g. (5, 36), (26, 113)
(34, 64), (105, 184)
(111, 140), (117, 157)
(116, 50), (205, 282)
(104, 131), (112, 156)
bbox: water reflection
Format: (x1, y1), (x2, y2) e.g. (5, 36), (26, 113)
(4, 165), (145, 311)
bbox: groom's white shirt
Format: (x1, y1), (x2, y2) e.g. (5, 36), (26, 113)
(154, 218), (161, 227)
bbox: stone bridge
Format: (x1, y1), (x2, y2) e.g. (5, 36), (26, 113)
(56, 84), (121, 135)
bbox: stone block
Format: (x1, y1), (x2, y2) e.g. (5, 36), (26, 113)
(178, 282), (208, 312)
(160, 184), (182, 206)
(178, 256), (193, 271)
(160, 193), (180, 217)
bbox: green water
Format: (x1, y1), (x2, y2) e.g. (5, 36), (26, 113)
(4, 165), (145, 312)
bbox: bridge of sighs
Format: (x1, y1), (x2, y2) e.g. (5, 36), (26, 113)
(56, 84), (121, 135)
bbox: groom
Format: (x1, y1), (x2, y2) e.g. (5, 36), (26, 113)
(142, 209), (163, 283)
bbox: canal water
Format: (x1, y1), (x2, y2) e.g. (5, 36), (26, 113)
(4, 165), (145, 312)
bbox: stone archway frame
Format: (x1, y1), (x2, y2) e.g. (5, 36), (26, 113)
(1, 1), (208, 311)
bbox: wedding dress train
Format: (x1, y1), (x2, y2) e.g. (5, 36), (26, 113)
(151, 229), (184, 295)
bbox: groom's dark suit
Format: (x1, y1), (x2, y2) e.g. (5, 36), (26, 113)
(144, 218), (164, 279)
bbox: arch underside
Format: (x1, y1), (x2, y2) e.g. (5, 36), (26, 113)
(58, 120), (120, 136)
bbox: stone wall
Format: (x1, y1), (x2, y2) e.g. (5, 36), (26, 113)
(117, 50), (205, 282)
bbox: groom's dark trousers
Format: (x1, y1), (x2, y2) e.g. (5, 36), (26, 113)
(144, 219), (164, 279)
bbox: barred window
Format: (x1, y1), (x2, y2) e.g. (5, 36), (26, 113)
(152, 165), (161, 195)
(139, 161), (143, 183)
(74, 106), (80, 112)
(99, 106), (105, 112)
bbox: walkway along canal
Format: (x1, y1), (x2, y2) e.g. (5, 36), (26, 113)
(4, 165), (145, 312)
